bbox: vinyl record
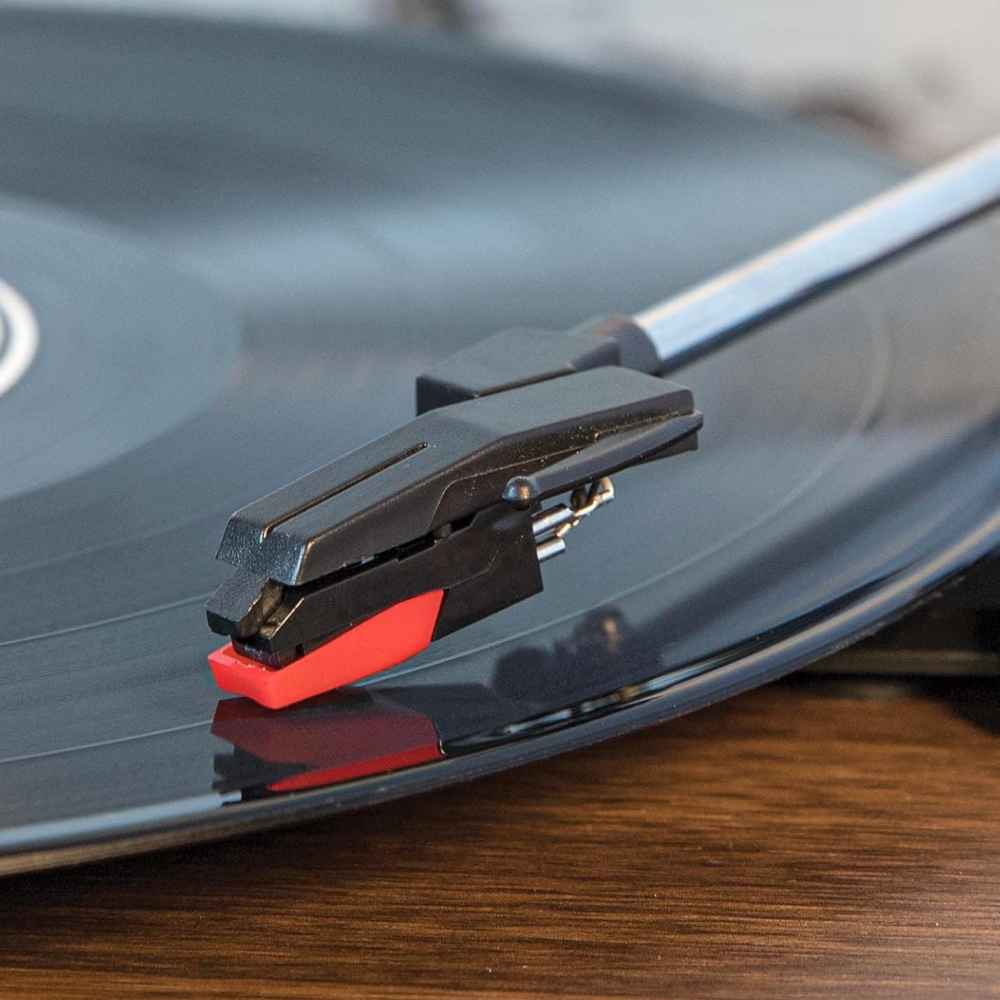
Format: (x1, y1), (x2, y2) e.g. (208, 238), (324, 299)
(0, 9), (996, 874)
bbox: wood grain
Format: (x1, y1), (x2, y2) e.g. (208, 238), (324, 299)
(2, 675), (999, 999)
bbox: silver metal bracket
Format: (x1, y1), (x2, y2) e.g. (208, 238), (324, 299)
(532, 477), (615, 563)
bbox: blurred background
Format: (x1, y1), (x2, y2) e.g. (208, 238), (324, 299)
(7, 0), (1000, 163)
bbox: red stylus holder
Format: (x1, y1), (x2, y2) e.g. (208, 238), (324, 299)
(208, 590), (444, 710)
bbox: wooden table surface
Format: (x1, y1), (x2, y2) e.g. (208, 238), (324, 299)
(2, 674), (999, 999)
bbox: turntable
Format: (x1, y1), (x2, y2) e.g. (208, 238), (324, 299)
(0, 7), (996, 875)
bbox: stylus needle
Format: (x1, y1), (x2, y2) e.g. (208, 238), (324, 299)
(207, 137), (1000, 710)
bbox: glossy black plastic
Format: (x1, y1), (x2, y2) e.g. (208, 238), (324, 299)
(207, 367), (700, 662)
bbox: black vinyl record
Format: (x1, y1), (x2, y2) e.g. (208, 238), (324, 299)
(0, 9), (996, 874)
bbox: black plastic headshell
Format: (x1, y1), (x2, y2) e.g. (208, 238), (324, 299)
(206, 316), (702, 697)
